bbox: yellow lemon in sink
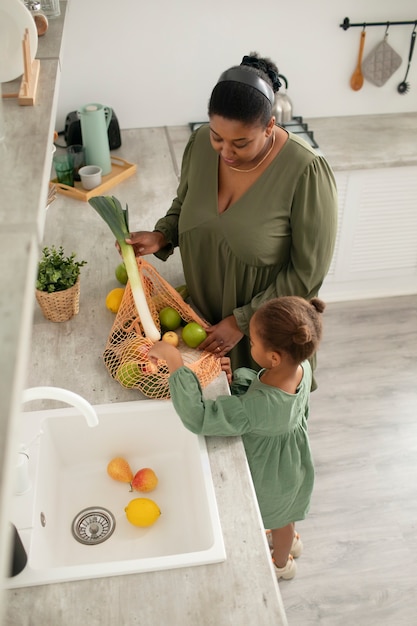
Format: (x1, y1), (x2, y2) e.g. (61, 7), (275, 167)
(125, 497), (161, 527)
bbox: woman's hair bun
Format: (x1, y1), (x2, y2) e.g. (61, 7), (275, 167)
(241, 52), (282, 92)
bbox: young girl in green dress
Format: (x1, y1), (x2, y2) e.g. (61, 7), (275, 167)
(148, 295), (325, 580)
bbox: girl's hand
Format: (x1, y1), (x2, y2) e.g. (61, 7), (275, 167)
(220, 357), (232, 385)
(116, 231), (167, 257)
(199, 315), (244, 357)
(148, 341), (184, 374)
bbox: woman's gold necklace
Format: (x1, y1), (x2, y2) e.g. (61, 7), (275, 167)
(228, 132), (276, 173)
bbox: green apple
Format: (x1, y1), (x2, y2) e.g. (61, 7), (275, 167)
(181, 322), (207, 348)
(159, 307), (182, 331)
(116, 361), (143, 387)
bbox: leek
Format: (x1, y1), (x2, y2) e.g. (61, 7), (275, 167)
(89, 195), (160, 342)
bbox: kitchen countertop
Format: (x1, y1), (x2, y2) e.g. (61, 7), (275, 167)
(0, 6), (67, 622)
(306, 112), (417, 171)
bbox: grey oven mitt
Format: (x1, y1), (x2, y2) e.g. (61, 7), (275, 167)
(362, 33), (402, 86)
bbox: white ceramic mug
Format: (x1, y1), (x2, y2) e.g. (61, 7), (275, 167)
(79, 165), (102, 190)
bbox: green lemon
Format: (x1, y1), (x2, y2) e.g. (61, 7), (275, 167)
(181, 322), (207, 348)
(115, 262), (128, 285)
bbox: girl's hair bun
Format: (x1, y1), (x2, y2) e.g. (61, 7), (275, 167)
(254, 295), (326, 363)
(310, 298), (326, 314)
(292, 325), (312, 345)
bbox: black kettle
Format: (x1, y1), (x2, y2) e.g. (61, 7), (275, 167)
(272, 74), (293, 125)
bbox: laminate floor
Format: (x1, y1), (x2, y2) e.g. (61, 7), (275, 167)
(279, 294), (417, 626)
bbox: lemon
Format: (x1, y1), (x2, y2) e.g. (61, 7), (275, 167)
(106, 287), (125, 313)
(116, 361), (143, 387)
(125, 497), (161, 527)
(115, 262), (128, 285)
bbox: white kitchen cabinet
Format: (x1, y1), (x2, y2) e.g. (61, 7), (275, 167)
(320, 166), (417, 302)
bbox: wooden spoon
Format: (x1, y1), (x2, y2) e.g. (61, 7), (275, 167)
(350, 30), (366, 91)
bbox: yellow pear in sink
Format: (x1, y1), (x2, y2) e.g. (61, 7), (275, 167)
(107, 457), (134, 484)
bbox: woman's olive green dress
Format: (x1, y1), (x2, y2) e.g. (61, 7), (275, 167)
(155, 125), (337, 371)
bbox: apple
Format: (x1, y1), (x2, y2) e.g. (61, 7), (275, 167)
(141, 361), (158, 374)
(140, 374), (169, 399)
(182, 322), (207, 348)
(131, 468), (158, 493)
(162, 331), (179, 347)
(116, 361), (143, 387)
(124, 337), (151, 362)
(159, 307), (182, 331)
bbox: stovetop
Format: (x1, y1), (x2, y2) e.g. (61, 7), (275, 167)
(189, 116), (320, 150)
(281, 116), (319, 149)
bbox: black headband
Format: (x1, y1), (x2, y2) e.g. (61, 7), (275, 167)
(216, 67), (275, 105)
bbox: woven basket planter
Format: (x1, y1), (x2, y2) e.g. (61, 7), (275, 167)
(35, 277), (80, 322)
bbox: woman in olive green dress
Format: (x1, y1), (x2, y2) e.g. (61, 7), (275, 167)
(128, 53), (337, 374)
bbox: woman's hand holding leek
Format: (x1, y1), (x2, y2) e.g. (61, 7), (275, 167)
(125, 231), (167, 257)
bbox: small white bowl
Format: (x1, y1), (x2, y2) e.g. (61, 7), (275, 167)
(79, 165), (102, 190)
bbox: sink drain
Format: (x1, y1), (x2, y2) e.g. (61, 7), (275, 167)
(71, 507), (116, 545)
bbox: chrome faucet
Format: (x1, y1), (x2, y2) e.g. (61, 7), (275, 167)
(22, 387), (99, 428)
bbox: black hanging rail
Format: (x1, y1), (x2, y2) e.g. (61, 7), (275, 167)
(340, 17), (417, 30)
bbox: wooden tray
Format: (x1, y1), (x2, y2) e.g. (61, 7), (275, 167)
(51, 156), (137, 202)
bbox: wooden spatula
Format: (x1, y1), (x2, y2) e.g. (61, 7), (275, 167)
(350, 30), (366, 91)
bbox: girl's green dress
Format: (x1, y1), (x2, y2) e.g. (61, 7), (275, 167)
(168, 362), (315, 530)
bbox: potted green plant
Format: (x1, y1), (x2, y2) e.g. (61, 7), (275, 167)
(35, 245), (87, 322)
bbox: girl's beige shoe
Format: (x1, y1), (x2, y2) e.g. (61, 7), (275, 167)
(273, 555), (297, 580)
(265, 530), (303, 558)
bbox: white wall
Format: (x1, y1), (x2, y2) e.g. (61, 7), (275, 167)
(57, 0), (417, 131)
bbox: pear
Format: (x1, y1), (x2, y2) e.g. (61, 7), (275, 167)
(131, 467), (158, 493)
(107, 457), (134, 484)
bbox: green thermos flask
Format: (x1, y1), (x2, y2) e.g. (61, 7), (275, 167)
(78, 103), (113, 175)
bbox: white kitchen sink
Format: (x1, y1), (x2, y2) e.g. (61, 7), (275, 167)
(6, 399), (225, 588)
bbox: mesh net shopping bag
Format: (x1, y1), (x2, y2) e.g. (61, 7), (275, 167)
(103, 258), (222, 398)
